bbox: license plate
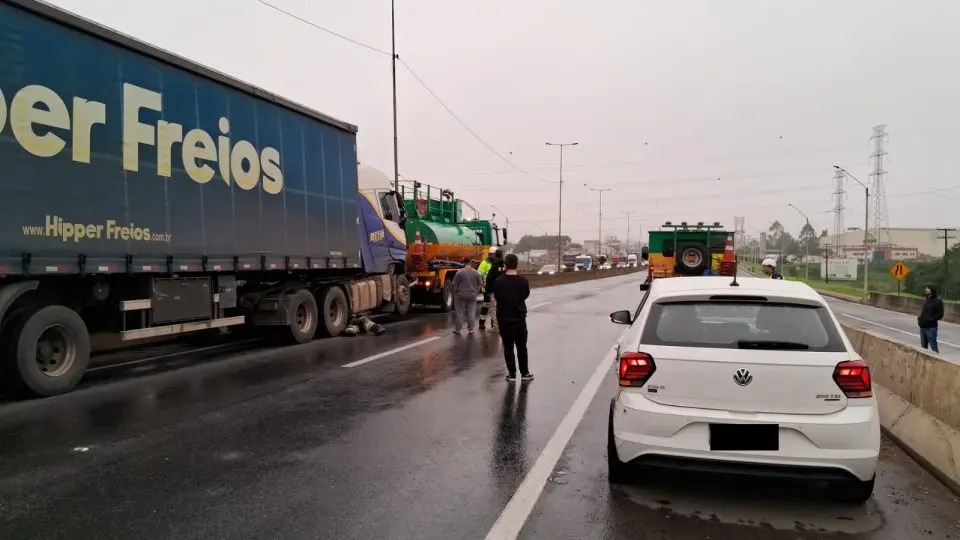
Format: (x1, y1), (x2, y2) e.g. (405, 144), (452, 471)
(709, 423), (779, 451)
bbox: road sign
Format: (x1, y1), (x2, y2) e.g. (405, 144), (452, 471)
(889, 260), (910, 281)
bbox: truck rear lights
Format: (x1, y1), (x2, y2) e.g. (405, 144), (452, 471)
(619, 352), (656, 387)
(833, 360), (872, 398)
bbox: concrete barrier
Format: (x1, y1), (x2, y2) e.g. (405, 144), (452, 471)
(841, 323), (960, 495)
(865, 292), (960, 324)
(523, 267), (642, 289)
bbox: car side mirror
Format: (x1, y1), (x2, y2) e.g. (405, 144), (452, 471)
(610, 310), (632, 325)
(639, 282), (650, 291)
(503, 228), (508, 241)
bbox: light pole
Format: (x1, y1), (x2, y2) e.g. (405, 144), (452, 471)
(623, 212), (636, 254)
(546, 141), (578, 269)
(585, 184), (611, 257)
(390, 0), (399, 191)
(788, 203), (812, 281)
(834, 165), (870, 297)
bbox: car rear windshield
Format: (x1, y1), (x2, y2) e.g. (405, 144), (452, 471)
(640, 301), (846, 352)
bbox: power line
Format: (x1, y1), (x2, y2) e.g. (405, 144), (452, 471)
(396, 58), (555, 185)
(253, 0), (391, 56)
(252, 0), (555, 186)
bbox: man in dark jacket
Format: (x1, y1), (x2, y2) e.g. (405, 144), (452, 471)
(493, 253), (532, 381)
(918, 284), (945, 353)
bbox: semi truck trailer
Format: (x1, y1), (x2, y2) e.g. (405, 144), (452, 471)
(0, 0), (411, 396)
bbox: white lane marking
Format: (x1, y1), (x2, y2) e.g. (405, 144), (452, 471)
(485, 346), (616, 539)
(828, 297), (960, 328)
(86, 339), (261, 373)
(341, 336), (442, 368)
(529, 301), (551, 310)
(841, 314), (960, 349)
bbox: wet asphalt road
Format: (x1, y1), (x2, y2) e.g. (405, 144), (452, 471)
(1, 273), (959, 539)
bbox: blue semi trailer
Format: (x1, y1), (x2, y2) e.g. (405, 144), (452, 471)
(0, 0), (411, 396)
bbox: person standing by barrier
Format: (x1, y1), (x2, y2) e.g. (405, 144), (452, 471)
(918, 284), (945, 353)
(493, 254), (532, 381)
(451, 260), (483, 334)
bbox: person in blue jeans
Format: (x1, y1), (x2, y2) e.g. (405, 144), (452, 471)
(918, 284), (945, 353)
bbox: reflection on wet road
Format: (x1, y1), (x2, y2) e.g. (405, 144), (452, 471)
(0, 273), (958, 539)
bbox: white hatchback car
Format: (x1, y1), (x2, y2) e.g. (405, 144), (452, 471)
(607, 276), (880, 503)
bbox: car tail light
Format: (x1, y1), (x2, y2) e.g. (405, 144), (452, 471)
(833, 360), (872, 398)
(619, 352), (656, 387)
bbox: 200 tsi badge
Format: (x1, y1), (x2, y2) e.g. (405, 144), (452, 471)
(733, 368), (753, 386)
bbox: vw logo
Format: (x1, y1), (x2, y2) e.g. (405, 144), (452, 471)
(733, 368), (753, 386)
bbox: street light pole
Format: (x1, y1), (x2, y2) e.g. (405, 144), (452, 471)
(390, 0), (399, 192)
(623, 212), (634, 255)
(788, 203), (812, 281)
(546, 142), (578, 269)
(586, 185), (611, 257)
(835, 165), (870, 298)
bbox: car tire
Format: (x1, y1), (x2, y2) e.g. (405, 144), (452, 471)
(607, 401), (632, 484)
(831, 476), (875, 504)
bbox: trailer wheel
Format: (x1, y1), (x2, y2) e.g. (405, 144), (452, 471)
(284, 289), (319, 344)
(2, 305), (90, 397)
(318, 286), (349, 337)
(676, 243), (708, 275)
(393, 275), (412, 318)
(441, 282), (455, 312)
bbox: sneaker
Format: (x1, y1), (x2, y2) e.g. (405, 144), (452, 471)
(467, 329), (475, 334)
(453, 329), (462, 335)
(505, 374), (517, 381)
(521, 373), (535, 381)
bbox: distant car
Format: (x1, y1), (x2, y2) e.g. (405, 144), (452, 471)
(537, 264), (558, 275)
(600, 263), (613, 270)
(607, 277), (879, 503)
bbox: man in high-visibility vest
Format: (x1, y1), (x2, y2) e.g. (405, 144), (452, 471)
(478, 247), (502, 331)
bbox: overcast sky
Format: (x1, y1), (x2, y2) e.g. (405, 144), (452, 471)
(47, 0), (960, 244)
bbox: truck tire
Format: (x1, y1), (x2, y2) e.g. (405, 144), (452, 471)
(285, 289), (319, 344)
(676, 243), (708, 275)
(1, 305), (90, 397)
(318, 286), (349, 337)
(441, 282), (455, 312)
(393, 274), (412, 318)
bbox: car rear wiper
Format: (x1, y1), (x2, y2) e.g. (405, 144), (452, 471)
(737, 340), (810, 350)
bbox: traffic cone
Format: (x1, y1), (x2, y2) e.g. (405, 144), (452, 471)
(411, 229), (428, 272)
(718, 233), (736, 276)
(722, 233), (735, 262)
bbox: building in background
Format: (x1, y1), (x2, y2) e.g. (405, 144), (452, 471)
(820, 228), (945, 259)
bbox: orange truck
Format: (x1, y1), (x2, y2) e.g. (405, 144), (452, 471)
(402, 182), (505, 310)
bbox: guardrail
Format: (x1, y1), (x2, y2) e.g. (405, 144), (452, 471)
(522, 267), (642, 289)
(842, 323), (960, 495)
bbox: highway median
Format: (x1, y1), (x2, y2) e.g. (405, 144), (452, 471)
(842, 323), (960, 496)
(523, 267), (642, 289)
